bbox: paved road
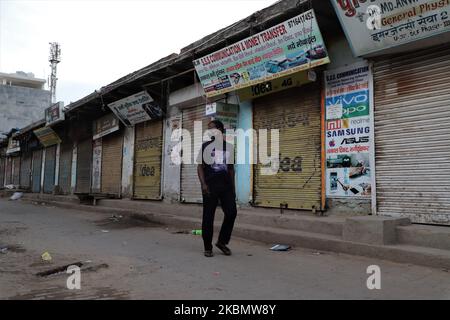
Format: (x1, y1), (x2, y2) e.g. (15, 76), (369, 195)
(0, 198), (449, 300)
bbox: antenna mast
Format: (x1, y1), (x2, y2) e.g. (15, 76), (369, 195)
(49, 42), (61, 103)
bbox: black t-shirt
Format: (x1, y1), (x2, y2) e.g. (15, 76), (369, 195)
(197, 139), (234, 189)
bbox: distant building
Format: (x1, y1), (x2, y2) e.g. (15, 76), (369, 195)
(0, 71), (51, 136)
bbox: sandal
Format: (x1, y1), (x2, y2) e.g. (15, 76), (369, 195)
(204, 250), (214, 258)
(215, 243), (232, 256)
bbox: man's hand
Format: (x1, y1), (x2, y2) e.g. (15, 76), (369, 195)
(201, 183), (210, 195)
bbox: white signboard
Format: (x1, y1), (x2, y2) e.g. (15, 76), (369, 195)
(325, 62), (373, 198)
(331, 0), (450, 56)
(193, 9), (330, 97)
(92, 139), (102, 193)
(108, 91), (163, 127)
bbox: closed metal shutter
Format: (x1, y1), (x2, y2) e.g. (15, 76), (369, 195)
(43, 145), (57, 194)
(101, 131), (123, 196)
(32, 149), (43, 193)
(58, 141), (73, 195)
(373, 45), (450, 225)
(253, 84), (322, 211)
(133, 120), (163, 200)
(5, 157), (12, 185)
(12, 156), (20, 186)
(0, 157), (5, 186)
(20, 152), (32, 189)
(181, 105), (210, 203)
(76, 139), (93, 194)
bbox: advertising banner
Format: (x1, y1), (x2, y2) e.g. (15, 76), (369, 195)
(108, 91), (163, 127)
(92, 139), (102, 192)
(45, 102), (65, 126)
(193, 9), (330, 98)
(33, 127), (62, 147)
(331, 0), (450, 56)
(93, 113), (120, 140)
(325, 62), (373, 198)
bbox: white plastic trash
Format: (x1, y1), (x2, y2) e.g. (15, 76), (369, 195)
(9, 192), (23, 201)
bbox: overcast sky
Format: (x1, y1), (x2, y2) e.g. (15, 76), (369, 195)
(0, 0), (276, 105)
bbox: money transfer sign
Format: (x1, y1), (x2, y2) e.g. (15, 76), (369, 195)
(325, 62), (373, 198)
(331, 0), (450, 56)
(108, 91), (163, 127)
(193, 9), (330, 98)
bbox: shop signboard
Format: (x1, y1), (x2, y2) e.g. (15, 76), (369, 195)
(194, 9), (329, 97)
(205, 102), (238, 144)
(108, 91), (163, 127)
(330, 0), (450, 56)
(92, 139), (102, 192)
(238, 70), (317, 101)
(45, 102), (65, 126)
(33, 126), (61, 147)
(93, 113), (120, 140)
(325, 61), (373, 198)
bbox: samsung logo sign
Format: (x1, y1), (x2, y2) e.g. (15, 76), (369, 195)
(327, 126), (370, 138)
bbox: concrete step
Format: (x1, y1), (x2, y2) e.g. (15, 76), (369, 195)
(96, 199), (344, 237)
(22, 193), (80, 205)
(20, 198), (450, 270)
(397, 224), (450, 251)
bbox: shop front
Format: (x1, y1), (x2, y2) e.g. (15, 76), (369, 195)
(253, 84), (323, 210)
(107, 91), (164, 201)
(19, 150), (32, 190)
(91, 113), (123, 197)
(372, 44), (450, 225)
(31, 149), (43, 193)
(192, 8), (330, 212)
(0, 147), (5, 187)
(180, 104), (211, 204)
(331, 0), (450, 225)
(33, 126), (62, 194)
(133, 119), (163, 200)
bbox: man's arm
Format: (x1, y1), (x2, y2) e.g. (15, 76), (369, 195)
(198, 164), (209, 195)
(228, 164), (236, 197)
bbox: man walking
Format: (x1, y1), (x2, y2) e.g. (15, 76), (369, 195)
(197, 120), (237, 258)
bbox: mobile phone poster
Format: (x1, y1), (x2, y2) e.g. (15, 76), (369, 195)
(325, 62), (373, 197)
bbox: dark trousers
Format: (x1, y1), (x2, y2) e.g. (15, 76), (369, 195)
(202, 187), (237, 251)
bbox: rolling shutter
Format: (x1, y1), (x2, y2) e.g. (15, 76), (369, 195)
(43, 145), (57, 194)
(32, 149), (43, 193)
(12, 156), (20, 186)
(181, 105), (210, 203)
(20, 152), (32, 189)
(58, 141), (73, 195)
(133, 120), (163, 200)
(5, 157), (12, 186)
(373, 45), (450, 225)
(76, 139), (92, 194)
(101, 131), (123, 196)
(0, 157), (5, 187)
(253, 84), (322, 211)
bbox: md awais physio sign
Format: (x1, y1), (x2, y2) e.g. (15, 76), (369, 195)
(331, 0), (450, 56)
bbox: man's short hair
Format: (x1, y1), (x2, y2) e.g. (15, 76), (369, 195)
(209, 120), (225, 133)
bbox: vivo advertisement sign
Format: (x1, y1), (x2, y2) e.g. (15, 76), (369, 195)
(326, 90), (370, 119)
(330, 0), (450, 56)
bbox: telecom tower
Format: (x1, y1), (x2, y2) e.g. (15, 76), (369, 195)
(48, 42), (61, 103)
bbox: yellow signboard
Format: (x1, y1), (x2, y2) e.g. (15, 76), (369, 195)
(238, 70), (316, 101)
(33, 127), (61, 147)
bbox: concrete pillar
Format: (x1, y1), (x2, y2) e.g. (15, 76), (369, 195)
(235, 100), (253, 205)
(121, 126), (135, 198)
(70, 142), (77, 194)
